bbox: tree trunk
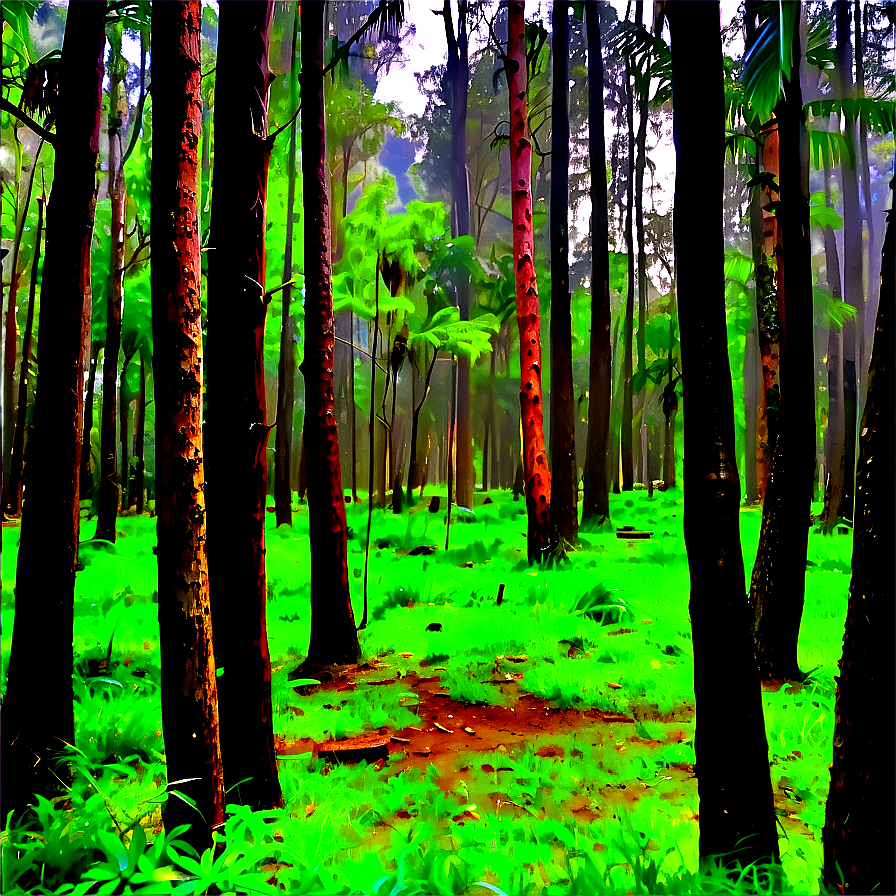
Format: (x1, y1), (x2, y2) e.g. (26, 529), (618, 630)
(822, 199), (894, 896)
(834, 1), (863, 522)
(2, 0), (106, 823)
(444, 0), (475, 510)
(634, 0), (651, 488)
(80, 340), (102, 504)
(205, 0), (282, 811)
(119, 350), (135, 510)
(6, 197), (44, 516)
(749, 8), (816, 683)
(549, 0), (578, 545)
(621, 40), (635, 492)
(133, 350), (146, 513)
(667, 0), (780, 874)
(275, 7), (299, 529)
(507, 0), (558, 566)
(95, 26), (127, 542)
(301, 0), (361, 666)
(151, 2), (225, 852)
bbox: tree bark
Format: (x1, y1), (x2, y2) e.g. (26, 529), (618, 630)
(822, 199), (894, 896)
(275, 7), (299, 529)
(133, 350), (146, 513)
(95, 26), (128, 542)
(834, 0), (863, 522)
(507, 0), (558, 566)
(80, 340), (102, 504)
(301, 0), (361, 666)
(6, 196), (43, 516)
(549, 0), (578, 545)
(621, 36), (635, 492)
(151, 1), (225, 853)
(205, 0), (282, 811)
(2, 0), (106, 822)
(667, 0), (780, 874)
(444, 0), (475, 509)
(749, 8), (815, 683)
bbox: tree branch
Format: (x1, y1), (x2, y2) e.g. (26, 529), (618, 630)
(1, 98), (56, 145)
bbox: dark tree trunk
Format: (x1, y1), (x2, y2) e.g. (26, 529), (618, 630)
(95, 29), (127, 542)
(667, 0), (780, 874)
(444, 0), (475, 509)
(507, 0), (558, 566)
(205, 0), (282, 811)
(749, 10), (815, 683)
(6, 197), (44, 516)
(151, 1), (225, 853)
(549, 0), (578, 545)
(275, 7), (299, 529)
(662, 306), (678, 488)
(822, 201), (894, 896)
(119, 349), (135, 510)
(301, 0), (361, 666)
(1, 0), (106, 823)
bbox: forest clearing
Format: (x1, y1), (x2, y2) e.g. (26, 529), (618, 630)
(1, 0), (893, 893)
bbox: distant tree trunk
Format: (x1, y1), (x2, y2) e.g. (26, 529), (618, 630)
(834, 0), (862, 522)
(549, 0), (578, 545)
(822, 199), (894, 896)
(749, 5), (815, 682)
(621, 42), (635, 491)
(1, 0), (105, 822)
(821, 148), (846, 533)
(80, 340), (102, 503)
(444, 0), (475, 509)
(7, 196), (43, 515)
(662, 302), (678, 488)
(151, 1), (225, 853)
(205, 0), (282, 811)
(301, 0), (361, 665)
(95, 26), (127, 542)
(275, 7), (299, 529)
(633, 0), (651, 487)
(744, 131), (763, 505)
(507, 0), (558, 565)
(667, 0), (780, 873)
(119, 348), (136, 510)
(133, 350), (146, 513)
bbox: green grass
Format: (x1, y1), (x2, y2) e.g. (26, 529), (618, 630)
(1, 487), (851, 894)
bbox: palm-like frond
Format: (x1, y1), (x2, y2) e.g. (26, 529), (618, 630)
(741, 0), (800, 122)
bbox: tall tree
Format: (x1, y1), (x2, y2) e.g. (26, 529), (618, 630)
(581, 0), (613, 530)
(507, 0), (559, 565)
(442, 0), (475, 510)
(621, 4), (636, 491)
(95, 22), (128, 543)
(274, 5), (299, 529)
(205, 0), (282, 811)
(301, 0), (361, 666)
(745, 1), (816, 682)
(549, 0), (578, 545)
(822, 194), (894, 896)
(665, 0), (780, 874)
(151, 0), (225, 853)
(1, 0), (106, 821)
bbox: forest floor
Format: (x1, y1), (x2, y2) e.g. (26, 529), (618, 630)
(1, 485), (852, 894)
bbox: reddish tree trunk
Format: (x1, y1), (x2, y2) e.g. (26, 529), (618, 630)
(79, 339), (102, 503)
(301, 0), (361, 666)
(667, 0), (779, 874)
(2, 0), (106, 821)
(507, 0), (557, 565)
(151, 0), (225, 853)
(205, 0), (282, 811)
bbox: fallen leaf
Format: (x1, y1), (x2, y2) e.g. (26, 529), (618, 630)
(463, 727), (476, 735)
(398, 653), (414, 658)
(607, 682), (623, 689)
(305, 803), (315, 817)
(434, 721), (454, 734)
